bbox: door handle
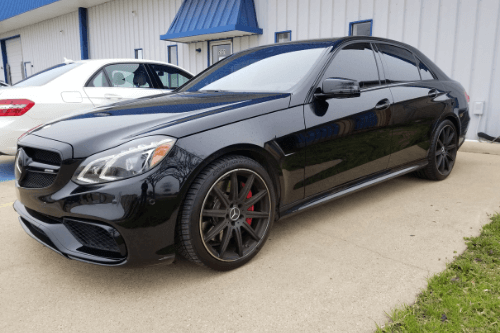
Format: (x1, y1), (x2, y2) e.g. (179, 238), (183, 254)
(375, 99), (390, 110)
(104, 93), (121, 99)
(428, 89), (438, 98)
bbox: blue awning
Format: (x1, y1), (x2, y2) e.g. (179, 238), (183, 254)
(0, 0), (59, 22)
(161, 0), (263, 43)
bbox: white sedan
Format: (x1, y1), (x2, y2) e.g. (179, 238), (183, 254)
(0, 59), (192, 155)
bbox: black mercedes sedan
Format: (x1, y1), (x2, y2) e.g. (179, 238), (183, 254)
(14, 37), (470, 270)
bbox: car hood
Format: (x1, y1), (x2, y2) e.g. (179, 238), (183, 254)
(28, 91), (291, 158)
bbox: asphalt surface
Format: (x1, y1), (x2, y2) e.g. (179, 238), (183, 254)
(1, 142), (499, 332)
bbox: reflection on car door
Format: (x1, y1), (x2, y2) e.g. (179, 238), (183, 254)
(375, 43), (447, 167)
(303, 42), (394, 197)
(83, 63), (162, 106)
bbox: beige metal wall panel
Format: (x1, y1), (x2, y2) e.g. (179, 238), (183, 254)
(0, 11), (81, 75)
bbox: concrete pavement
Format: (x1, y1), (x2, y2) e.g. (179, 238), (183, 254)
(1, 144), (499, 332)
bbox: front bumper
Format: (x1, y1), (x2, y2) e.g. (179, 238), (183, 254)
(15, 201), (136, 266)
(15, 196), (177, 267)
(14, 136), (186, 267)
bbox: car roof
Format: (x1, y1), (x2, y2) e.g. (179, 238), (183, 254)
(267, 36), (414, 48)
(241, 36), (448, 80)
(227, 36), (412, 55)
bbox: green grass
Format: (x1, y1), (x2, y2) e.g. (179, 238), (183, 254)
(377, 214), (500, 332)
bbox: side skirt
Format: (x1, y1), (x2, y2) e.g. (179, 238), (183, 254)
(279, 161), (427, 219)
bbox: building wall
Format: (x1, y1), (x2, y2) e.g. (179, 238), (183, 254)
(86, 0), (500, 140)
(0, 11), (82, 76)
(0, 0), (497, 139)
(257, 0), (500, 140)
(88, 1), (184, 66)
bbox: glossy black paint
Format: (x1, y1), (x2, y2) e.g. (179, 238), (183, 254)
(15, 37), (470, 267)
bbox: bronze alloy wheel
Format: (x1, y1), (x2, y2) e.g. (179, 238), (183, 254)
(199, 168), (272, 262)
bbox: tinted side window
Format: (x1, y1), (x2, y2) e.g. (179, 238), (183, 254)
(417, 59), (435, 80)
(149, 64), (192, 89)
(104, 63), (152, 88)
(324, 43), (380, 89)
(377, 44), (421, 83)
(87, 70), (110, 87)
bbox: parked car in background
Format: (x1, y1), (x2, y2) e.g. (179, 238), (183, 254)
(14, 37), (469, 270)
(0, 59), (192, 155)
(0, 80), (9, 88)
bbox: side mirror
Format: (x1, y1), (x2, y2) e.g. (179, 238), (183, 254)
(316, 78), (360, 98)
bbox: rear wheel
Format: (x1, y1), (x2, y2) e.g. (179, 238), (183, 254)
(176, 156), (275, 271)
(416, 120), (458, 180)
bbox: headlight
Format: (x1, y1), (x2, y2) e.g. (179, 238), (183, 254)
(73, 136), (176, 184)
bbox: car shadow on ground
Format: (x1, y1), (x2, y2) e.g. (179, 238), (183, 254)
(12, 173), (430, 295)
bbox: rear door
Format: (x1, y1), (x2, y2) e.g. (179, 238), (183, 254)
(303, 42), (394, 197)
(375, 43), (447, 167)
(84, 63), (161, 106)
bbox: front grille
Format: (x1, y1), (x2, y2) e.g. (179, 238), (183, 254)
(19, 147), (61, 189)
(21, 172), (57, 188)
(63, 220), (121, 254)
(24, 147), (61, 165)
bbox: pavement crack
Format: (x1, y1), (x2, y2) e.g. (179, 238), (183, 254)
(310, 228), (430, 273)
(339, 238), (430, 273)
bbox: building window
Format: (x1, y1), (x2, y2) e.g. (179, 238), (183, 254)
(135, 48), (143, 59)
(275, 31), (291, 43)
(168, 45), (178, 65)
(349, 20), (372, 36)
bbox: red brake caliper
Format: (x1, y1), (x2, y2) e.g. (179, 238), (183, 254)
(242, 182), (254, 225)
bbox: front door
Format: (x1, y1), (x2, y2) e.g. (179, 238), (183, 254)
(84, 63), (160, 106)
(210, 40), (232, 65)
(303, 42), (394, 197)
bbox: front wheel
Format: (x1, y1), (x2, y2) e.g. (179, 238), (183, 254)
(416, 120), (458, 180)
(176, 156), (276, 271)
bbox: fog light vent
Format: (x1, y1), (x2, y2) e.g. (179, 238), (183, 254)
(63, 219), (121, 254)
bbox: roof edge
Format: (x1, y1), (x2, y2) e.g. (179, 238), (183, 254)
(160, 24), (262, 42)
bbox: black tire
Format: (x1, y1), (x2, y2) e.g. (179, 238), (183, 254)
(176, 155), (276, 271)
(416, 120), (458, 181)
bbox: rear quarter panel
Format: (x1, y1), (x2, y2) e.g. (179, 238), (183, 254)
(438, 79), (470, 144)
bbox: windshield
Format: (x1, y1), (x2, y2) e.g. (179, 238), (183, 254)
(180, 43), (331, 93)
(15, 63), (82, 87)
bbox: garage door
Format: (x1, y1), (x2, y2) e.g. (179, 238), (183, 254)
(0, 51), (5, 83)
(5, 38), (23, 84)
